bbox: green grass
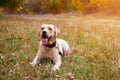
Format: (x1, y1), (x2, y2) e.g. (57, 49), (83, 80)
(0, 15), (120, 80)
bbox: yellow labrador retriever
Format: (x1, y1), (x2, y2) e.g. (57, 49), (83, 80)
(31, 24), (70, 71)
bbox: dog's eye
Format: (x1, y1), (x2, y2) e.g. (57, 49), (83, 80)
(49, 28), (52, 30)
(41, 28), (44, 30)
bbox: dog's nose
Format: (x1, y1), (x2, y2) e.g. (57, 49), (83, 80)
(42, 31), (47, 34)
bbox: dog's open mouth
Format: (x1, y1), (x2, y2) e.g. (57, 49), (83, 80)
(42, 38), (48, 45)
(41, 35), (48, 45)
(41, 34), (52, 45)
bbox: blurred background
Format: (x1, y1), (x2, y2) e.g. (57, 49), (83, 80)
(0, 0), (120, 15)
(0, 0), (120, 80)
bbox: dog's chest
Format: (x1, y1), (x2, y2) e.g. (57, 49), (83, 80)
(41, 47), (58, 58)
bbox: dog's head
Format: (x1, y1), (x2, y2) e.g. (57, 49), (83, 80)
(39, 24), (60, 45)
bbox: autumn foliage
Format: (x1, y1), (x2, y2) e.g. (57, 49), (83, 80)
(24, 0), (109, 14)
(1, 0), (119, 14)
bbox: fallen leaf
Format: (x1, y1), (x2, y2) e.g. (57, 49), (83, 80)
(55, 75), (61, 78)
(72, 48), (78, 55)
(0, 53), (5, 59)
(23, 75), (31, 79)
(43, 69), (53, 78)
(65, 72), (75, 80)
(12, 53), (16, 57)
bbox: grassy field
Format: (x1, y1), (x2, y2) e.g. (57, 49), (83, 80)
(0, 14), (120, 80)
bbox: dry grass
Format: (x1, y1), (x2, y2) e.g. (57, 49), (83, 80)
(0, 15), (120, 80)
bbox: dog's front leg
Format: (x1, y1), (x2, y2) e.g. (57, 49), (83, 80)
(31, 50), (42, 66)
(52, 55), (61, 71)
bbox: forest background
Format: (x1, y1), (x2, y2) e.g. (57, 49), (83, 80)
(0, 0), (120, 15)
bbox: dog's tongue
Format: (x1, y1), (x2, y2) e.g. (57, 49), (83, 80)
(42, 38), (48, 45)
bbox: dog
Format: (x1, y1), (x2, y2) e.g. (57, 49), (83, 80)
(31, 24), (70, 71)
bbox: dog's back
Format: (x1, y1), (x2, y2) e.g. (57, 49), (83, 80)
(56, 39), (70, 56)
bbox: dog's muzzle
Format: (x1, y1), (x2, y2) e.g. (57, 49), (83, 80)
(41, 31), (48, 45)
(41, 31), (52, 45)
(42, 31), (47, 36)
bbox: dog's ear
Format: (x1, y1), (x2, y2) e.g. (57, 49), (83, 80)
(38, 28), (41, 41)
(54, 27), (60, 37)
(38, 30), (40, 41)
(39, 25), (43, 37)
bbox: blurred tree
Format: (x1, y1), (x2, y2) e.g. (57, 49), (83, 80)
(82, 0), (109, 14)
(105, 0), (120, 15)
(90, 0), (109, 9)
(71, 0), (84, 13)
(82, 0), (98, 14)
(0, 0), (23, 13)
(62, 0), (72, 12)
(49, 0), (63, 14)
(0, 0), (110, 14)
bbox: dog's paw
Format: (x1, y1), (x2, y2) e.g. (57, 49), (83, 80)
(30, 62), (36, 67)
(52, 67), (59, 71)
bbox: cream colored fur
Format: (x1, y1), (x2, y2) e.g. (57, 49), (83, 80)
(31, 24), (70, 71)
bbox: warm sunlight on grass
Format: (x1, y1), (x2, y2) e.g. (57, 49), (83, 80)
(0, 15), (120, 80)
